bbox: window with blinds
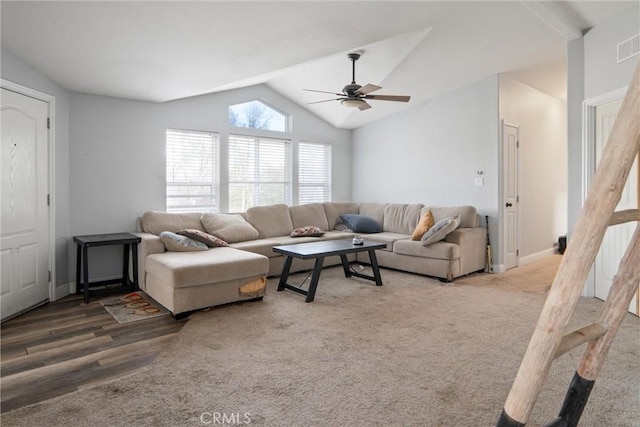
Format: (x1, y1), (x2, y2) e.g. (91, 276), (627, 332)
(298, 142), (332, 204)
(166, 129), (219, 213)
(228, 134), (292, 212)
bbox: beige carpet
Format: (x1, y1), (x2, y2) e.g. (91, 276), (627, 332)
(2, 256), (638, 426)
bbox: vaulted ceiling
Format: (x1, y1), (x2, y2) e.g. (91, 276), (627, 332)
(1, 1), (636, 129)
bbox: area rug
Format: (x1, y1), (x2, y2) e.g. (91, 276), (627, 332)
(99, 292), (170, 324)
(2, 262), (638, 427)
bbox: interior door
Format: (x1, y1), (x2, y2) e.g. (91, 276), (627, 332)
(594, 97), (638, 316)
(1, 87), (50, 321)
(503, 121), (519, 271)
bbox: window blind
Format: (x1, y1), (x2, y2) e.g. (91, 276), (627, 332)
(166, 129), (219, 213)
(299, 142), (332, 204)
(228, 134), (292, 212)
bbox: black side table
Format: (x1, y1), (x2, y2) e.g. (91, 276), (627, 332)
(74, 233), (141, 303)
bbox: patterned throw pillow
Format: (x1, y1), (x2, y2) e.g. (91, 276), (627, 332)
(290, 226), (325, 237)
(421, 215), (461, 246)
(160, 231), (208, 252)
(411, 210), (435, 241)
(177, 229), (228, 247)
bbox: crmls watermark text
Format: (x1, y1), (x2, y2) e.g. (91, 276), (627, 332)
(200, 411), (252, 425)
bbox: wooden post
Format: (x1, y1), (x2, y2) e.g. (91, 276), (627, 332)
(498, 63), (640, 426)
(548, 227), (640, 427)
(578, 226), (640, 380)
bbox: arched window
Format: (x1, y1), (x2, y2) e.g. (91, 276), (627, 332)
(228, 100), (287, 132)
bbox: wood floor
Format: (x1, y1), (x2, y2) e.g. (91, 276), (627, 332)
(0, 294), (187, 413)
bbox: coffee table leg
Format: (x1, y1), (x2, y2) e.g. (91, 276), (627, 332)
(277, 256), (293, 292)
(369, 250), (383, 286)
(340, 254), (351, 277)
(306, 257), (325, 302)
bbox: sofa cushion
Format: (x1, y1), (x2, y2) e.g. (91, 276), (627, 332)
(340, 214), (382, 233)
(360, 232), (408, 251)
(229, 238), (283, 258)
(146, 247), (269, 289)
(290, 226), (325, 237)
(411, 210), (435, 241)
(142, 211), (205, 235)
(323, 202), (359, 230)
(289, 203), (329, 231)
(394, 239), (460, 260)
(358, 203), (386, 226)
(246, 204), (294, 238)
(159, 231), (208, 252)
(422, 215), (461, 246)
(383, 203), (424, 234)
(177, 229), (228, 247)
(428, 206), (478, 228)
(201, 213), (259, 243)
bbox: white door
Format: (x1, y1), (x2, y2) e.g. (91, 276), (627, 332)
(594, 98), (638, 316)
(1, 88), (50, 321)
(503, 121), (519, 270)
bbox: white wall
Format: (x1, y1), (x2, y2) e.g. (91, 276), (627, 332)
(69, 84), (352, 280)
(584, 7), (640, 100)
(1, 49), (72, 290)
(567, 5), (640, 239)
(499, 76), (567, 263)
(352, 76), (500, 258)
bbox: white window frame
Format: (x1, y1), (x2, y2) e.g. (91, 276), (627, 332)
(228, 99), (289, 133)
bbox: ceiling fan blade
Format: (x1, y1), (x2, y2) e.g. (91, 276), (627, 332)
(356, 84), (382, 95)
(307, 98), (343, 105)
(365, 95), (411, 102)
(358, 102), (372, 111)
(304, 88), (344, 96)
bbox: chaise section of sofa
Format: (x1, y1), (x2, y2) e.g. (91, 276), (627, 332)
(134, 211), (269, 318)
(145, 247), (269, 317)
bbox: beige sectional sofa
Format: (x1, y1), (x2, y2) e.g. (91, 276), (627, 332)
(134, 202), (486, 318)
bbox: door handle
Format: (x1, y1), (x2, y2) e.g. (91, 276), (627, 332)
(506, 202), (513, 207)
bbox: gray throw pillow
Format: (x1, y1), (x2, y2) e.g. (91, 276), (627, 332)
(160, 231), (208, 252)
(421, 215), (461, 246)
(340, 214), (382, 233)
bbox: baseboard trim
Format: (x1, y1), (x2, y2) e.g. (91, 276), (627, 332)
(55, 282), (71, 301)
(520, 247), (557, 266)
(493, 264), (507, 274)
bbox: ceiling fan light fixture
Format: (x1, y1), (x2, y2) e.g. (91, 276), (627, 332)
(341, 98), (366, 108)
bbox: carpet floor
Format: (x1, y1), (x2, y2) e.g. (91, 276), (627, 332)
(2, 256), (638, 426)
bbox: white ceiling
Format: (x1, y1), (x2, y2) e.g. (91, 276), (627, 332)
(1, 1), (636, 129)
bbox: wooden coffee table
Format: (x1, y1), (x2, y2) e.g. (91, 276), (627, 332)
(273, 239), (386, 302)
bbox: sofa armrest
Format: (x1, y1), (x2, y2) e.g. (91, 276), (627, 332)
(131, 232), (165, 290)
(445, 227), (486, 274)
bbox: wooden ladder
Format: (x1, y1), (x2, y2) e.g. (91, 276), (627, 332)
(496, 63), (640, 427)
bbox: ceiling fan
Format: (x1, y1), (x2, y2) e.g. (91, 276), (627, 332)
(304, 52), (411, 111)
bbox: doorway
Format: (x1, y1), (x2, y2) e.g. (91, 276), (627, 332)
(1, 85), (53, 321)
(592, 97), (638, 316)
(502, 121), (520, 271)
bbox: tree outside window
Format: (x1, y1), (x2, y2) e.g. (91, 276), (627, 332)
(228, 100), (287, 132)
